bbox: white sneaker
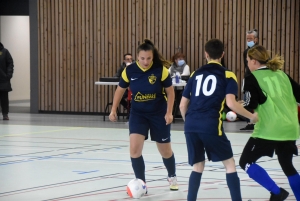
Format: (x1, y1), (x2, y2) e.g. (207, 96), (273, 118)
(168, 176), (179, 191)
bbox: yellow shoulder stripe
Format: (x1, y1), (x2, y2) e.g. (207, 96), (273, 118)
(225, 71), (237, 83)
(161, 66), (169, 81)
(121, 68), (129, 83)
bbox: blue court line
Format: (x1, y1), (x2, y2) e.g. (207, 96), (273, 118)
(0, 173), (123, 195)
(72, 170), (99, 174)
(0, 144), (127, 158)
(0, 139), (106, 146)
(0, 127), (83, 138)
(0, 145), (128, 166)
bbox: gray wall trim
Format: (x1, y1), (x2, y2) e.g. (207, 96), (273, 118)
(29, 0), (38, 113)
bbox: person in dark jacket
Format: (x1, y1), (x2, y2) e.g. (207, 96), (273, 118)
(240, 29), (259, 130)
(114, 53), (133, 77)
(0, 42), (14, 120)
(115, 53), (133, 119)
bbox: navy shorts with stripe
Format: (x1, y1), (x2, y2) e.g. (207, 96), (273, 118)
(129, 111), (171, 143)
(185, 131), (233, 165)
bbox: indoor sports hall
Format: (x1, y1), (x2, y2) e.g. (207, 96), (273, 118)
(0, 0), (299, 200)
(0, 112), (299, 200)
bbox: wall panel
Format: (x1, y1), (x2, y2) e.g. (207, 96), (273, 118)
(38, 0), (300, 112)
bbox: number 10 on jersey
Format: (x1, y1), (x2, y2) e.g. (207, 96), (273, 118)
(195, 74), (217, 96)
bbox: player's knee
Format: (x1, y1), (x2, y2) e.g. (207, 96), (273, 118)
(193, 161), (205, 172)
(130, 147), (143, 158)
(222, 158), (237, 173)
(239, 157), (247, 171)
(278, 156), (298, 176)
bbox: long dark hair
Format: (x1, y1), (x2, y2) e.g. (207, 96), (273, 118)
(137, 39), (172, 67)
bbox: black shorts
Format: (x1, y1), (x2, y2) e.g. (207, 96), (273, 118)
(240, 137), (298, 164)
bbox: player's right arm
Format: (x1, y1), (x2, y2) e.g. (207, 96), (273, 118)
(179, 71), (194, 121)
(225, 71), (258, 124)
(179, 96), (189, 121)
(109, 69), (129, 122)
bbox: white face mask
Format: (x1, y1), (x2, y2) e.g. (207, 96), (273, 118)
(177, 60), (185, 66)
(247, 41), (255, 48)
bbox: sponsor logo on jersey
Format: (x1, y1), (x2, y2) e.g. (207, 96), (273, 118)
(134, 92), (156, 101)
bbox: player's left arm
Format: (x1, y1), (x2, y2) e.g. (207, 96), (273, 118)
(286, 74), (300, 103)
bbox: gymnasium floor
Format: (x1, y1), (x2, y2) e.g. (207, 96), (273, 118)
(0, 110), (299, 201)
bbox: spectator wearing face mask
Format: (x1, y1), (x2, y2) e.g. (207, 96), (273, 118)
(169, 52), (190, 78)
(239, 29), (259, 131)
(243, 29), (259, 77)
(169, 53), (190, 119)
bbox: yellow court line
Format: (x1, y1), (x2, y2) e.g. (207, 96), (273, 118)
(0, 127), (83, 138)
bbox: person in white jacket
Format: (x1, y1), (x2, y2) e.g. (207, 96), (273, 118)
(169, 52), (190, 77)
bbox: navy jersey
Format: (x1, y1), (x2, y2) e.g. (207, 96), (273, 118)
(119, 61), (172, 114)
(182, 61), (238, 135)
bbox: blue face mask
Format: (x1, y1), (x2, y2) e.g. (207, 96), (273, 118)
(177, 60), (185, 66)
(247, 41), (255, 48)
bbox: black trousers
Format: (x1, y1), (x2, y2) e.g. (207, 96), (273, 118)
(0, 91), (9, 115)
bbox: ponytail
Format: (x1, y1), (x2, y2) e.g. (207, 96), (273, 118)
(266, 54), (284, 71)
(137, 39), (172, 67)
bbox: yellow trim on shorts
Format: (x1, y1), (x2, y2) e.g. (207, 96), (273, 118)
(218, 99), (226, 136)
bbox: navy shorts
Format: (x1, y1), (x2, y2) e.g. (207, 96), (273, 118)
(185, 132), (233, 165)
(129, 111), (171, 143)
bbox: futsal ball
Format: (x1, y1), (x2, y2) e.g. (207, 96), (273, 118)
(126, 178), (147, 199)
(226, 111), (237, 122)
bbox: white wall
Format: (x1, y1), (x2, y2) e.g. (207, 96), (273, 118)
(0, 16), (30, 101)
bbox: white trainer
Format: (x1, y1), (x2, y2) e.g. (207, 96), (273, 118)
(168, 176), (179, 191)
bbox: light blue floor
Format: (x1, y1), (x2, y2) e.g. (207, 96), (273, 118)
(0, 113), (299, 201)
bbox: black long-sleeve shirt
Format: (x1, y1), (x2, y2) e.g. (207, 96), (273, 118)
(243, 69), (300, 110)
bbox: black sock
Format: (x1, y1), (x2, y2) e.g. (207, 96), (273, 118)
(226, 172), (242, 201)
(162, 153), (176, 177)
(131, 155), (145, 182)
(187, 171), (202, 201)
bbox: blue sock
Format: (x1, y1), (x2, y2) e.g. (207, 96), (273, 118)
(288, 173), (300, 200)
(187, 171), (202, 201)
(226, 172), (242, 201)
(246, 163), (280, 194)
(131, 155), (145, 182)
(162, 153), (176, 177)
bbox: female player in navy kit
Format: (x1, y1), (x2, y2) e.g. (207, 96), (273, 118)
(180, 39), (258, 201)
(109, 39), (178, 191)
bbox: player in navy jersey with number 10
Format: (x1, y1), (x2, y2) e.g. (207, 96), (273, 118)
(180, 39), (258, 201)
(109, 39), (178, 192)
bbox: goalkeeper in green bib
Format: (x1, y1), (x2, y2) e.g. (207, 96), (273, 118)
(239, 45), (300, 201)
